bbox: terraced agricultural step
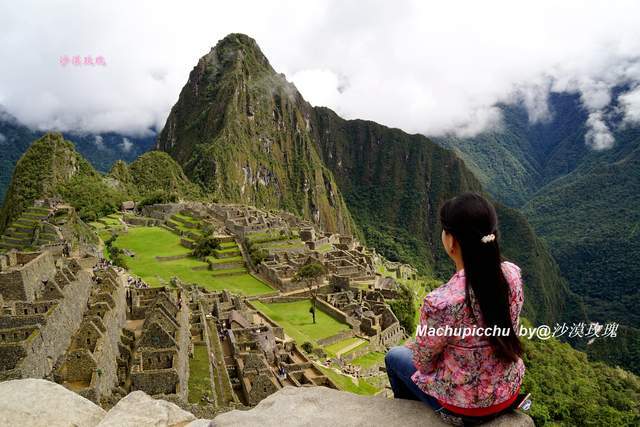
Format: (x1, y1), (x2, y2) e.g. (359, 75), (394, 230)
(209, 261), (245, 270)
(212, 249), (241, 258)
(14, 218), (38, 227)
(208, 255), (243, 264)
(2, 235), (31, 245)
(180, 237), (196, 249)
(159, 224), (176, 233)
(172, 213), (200, 228)
(10, 225), (36, 235)
(0, 241), (22, 250)
(38, 233), (61, 243)
(182, 230), (202, 240)
(22, 212), (49, 221)
(219, 241), (238, 249)
(210, 267), (249, 276)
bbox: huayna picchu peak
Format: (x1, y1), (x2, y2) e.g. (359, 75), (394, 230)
(157, 33), (358, 236)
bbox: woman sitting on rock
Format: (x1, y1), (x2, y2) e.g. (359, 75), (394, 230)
(385, 192), (525, 422)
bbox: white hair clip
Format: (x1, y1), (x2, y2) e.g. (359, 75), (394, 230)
(481, 233), (495, 243)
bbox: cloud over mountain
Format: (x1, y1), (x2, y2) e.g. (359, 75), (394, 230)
(1, 0), (640, 147)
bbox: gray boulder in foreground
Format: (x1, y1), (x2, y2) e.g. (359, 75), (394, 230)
(0, 379), (533, 427)
(210, 386), (534, 427)
(0, 379), (106, 427)
(96, 390), (196, 427)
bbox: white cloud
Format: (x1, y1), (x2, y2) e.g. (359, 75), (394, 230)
(1, 0), (640, 148)
(119, 137), (133, 153)
(585, 111), (615, 150)
(619, 86), (640, 125)
(0, 132), (6, 143)
(289, 69), (342, 110)
(93, 135), (106, 151)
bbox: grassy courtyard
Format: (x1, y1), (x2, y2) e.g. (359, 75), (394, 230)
(112, 226), (274, 296)
(251, 299), (351, 346)
(351, 351), (386, 369)
(188, 344), (212, 404)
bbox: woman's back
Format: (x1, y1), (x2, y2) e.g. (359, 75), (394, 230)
(408, 260), (525, 409)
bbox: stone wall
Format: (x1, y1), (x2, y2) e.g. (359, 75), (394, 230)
(131, 369), (180, 395)
(4, 268), (92, 379)
(175, 300), (190, 401)
(140, 204), (182, 220)
(89, 271), (127, 399)
(314, 298), (350, 325)
(0, 252), (56, 301)
(316, 330), (355, 347)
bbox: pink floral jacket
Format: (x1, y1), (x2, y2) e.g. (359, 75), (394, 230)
(407, 261), (525, 408)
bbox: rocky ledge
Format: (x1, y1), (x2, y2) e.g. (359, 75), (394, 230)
(0, 379), (533, 427)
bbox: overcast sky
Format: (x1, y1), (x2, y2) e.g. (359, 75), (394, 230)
(1, 0), (640, 149)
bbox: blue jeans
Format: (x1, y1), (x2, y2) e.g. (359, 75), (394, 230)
(385, 346), (443, 411)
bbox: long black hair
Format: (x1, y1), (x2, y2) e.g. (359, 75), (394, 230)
(439, 192), (523, 363)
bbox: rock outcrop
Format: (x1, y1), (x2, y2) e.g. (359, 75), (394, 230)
(0, 379), (533, 427)
(212, 386), (533, 427)
(0, 379), (106, 427)
(96, 391), (196, 427)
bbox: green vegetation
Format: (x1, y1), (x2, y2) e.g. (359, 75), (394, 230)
(188, 344), (213, 404)
(301, 342), (313, 354)
(192, 235), (221, 259)
(0, 133), (125, 230)
(251, 300), (350, 345)
(388, 283), (416, 335)
(312, 107), (580, 330)
(315, 363), (379, 395)
(522, 150), (640, 373)
(138, 190), (179, 207)
(351, 351), (385, 369)
(523, 331), (640, 426)
(104, 233), (127, 269)
(128, 151), (202, 200)
(294, 262), (326, 282)
(293, 261), (327, 324)
(112, 226), (273, 295)
(0, 117), (155, 204)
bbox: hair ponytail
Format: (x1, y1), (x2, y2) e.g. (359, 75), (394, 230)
(439, 192), (523, 363)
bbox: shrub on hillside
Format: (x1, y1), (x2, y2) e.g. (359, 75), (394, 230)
(192, 235), (221, 259)
(389, 283), (416, 335)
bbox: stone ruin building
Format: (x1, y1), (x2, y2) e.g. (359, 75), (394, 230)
(0, 199), (418, 410)
(0, 251), (94, 381)
(211, 204), (289, 239)
(319, 288), (405, 352)
(127, 287), (191, 401)
(0, 248), (193, 405)
(53, 266), (128, 402)
(195, 289), (337, 406)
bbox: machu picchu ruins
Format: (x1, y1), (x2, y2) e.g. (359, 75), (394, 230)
(0, 197), (420, 414)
